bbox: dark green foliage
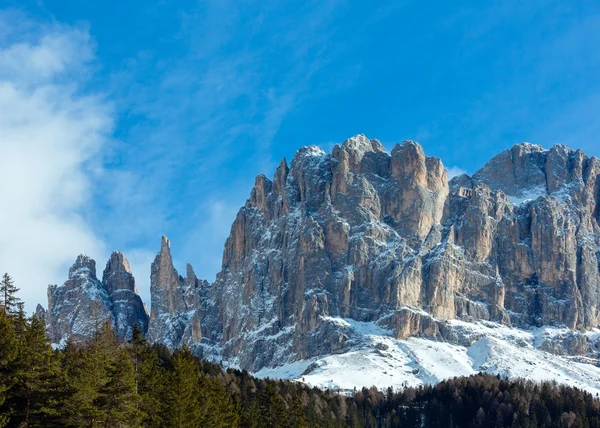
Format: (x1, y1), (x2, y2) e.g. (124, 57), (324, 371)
(1, 276), (600, 427)
(164, 346), (204, 427)
(0, 313), (18, 427)
(13, 314), (63, 426)
(0, 273), (20, 316)
(258, 383), (286, 428)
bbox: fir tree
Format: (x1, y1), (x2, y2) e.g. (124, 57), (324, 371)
(98, 348), (142, 427)
(241, 396), (261, 428)
(259, 383), (286, 428)
(62, 341), (109, 426)
(0, 273), (20, 315)
(12, 315), (63, 427)
(289, 395), (307, 428)
(205, 377), (240, 427)
(135, 346), (165, 428)
(0, 312), (19, 427)
(164, 345), (203, 427)
(128, 323), (145, 397)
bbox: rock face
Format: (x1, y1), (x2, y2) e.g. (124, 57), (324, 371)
(46, 135), (600, 374)
(146, 236), (209, 348)
(46, 252), (148, 344)
(196, 136), (600, 370)
(103, 252), (150, 340)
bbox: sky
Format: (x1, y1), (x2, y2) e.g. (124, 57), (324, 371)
(1, 0), (599, 311)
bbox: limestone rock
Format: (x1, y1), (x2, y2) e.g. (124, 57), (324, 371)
(201, 137), (600, 371)
(47, 252), (148, 343)
(51, 136), (600, 374)
(146, 235), (211, 349)
(102, 251), (149, 339)
(47, 255), (113, 344)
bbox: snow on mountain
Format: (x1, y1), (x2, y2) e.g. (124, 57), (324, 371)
(44, 135), (600, 396)
(255, 318), (600, 395)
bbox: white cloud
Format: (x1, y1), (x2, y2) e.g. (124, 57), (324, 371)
(0, 13), (112, 311)
(446, 166), (467, 179)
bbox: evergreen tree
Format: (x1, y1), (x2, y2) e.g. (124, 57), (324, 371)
(289, 395), (307, 428)
(0, 273), (20, 315)
(128, 323), (145, 400)
(164, 345), (203, 427)
(241, 396), (261, 428)
(12, 315), (63, 427)
(62, 340), (109, 426)
(98, 348), (142, 427)
(0, 312), (19, 427)
(205, 377), (240, 427)
(134, 345), (165, 428)
(259, 383), (286, 428)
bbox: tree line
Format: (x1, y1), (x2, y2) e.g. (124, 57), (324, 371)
(2, 272), (600, 427)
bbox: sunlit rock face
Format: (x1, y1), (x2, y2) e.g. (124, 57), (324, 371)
(103, 251), (149, 340)
(47, 252), (148, 344)
(184, 136), (600, 371)
(146, 236), (209, 349)
(46, 135), (600, 373)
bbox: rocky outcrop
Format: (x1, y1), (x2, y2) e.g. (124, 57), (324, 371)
(146, 236), (209, 349)
(102, 251), (149, 340)
(34, 304), (47, 321)
(200, 135), (600, 371)
(47, 255), (113, 344)
(46, 253), (148, 344)
(46, 135), (600, 374)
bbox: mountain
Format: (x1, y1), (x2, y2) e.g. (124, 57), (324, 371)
(146, 235), (209, 348)
(42, 135), (600, 392)
(46, 252), (149, 344)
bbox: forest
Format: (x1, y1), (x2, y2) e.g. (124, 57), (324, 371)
(2, 273), (600, 427)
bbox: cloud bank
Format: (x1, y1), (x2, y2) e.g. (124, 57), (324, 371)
(0, 11), (112, 311)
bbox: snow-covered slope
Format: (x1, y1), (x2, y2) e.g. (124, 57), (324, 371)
(254, 318), (600, 395)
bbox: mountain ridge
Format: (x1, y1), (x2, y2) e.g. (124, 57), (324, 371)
(42, 135), (600, 391)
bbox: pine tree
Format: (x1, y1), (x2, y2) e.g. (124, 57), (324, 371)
(0, 312), (19, 427)
(289, 395), (307, 428)
(164, 345), (203, 427)
(259, 383), (286, 428)
(135, 346), (165, 428)
(0, 273), (20, 315)
(98, 348), (142, 427)
(241, 396), (261, 428)
(12, 315), (63, 427)
(205, 377), (240, 427)
(62, 341), (109, 426)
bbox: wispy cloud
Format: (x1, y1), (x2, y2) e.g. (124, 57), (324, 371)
(0, 11), (112, 310)
(446, 166), (468, 179)
(99, 0), (349, 282)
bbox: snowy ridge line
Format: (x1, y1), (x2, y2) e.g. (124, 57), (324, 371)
(253, 317), (600, 395)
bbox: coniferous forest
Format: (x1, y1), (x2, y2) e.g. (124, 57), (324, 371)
(2, 274), (600, 427)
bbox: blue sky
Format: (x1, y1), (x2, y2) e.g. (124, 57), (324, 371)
(1, 0), (599, 309)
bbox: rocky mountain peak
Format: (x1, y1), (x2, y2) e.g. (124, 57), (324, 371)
(149, 235), (183, 317)
(103, 251), (134, 294)
(102, 251), (149, 339)
(160, 234), (171, 252)
(45, 136), (600, 383)
(147, 236), (209, 348)
(472, 142), (600, 210)
(47, 251), (148, 343)
(273, 158), (289, 196)
(205, 136), (600, 371)
(68, 254), (96, 280)
(34, 304), (46, 321)
(186, 263), (196, 282)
